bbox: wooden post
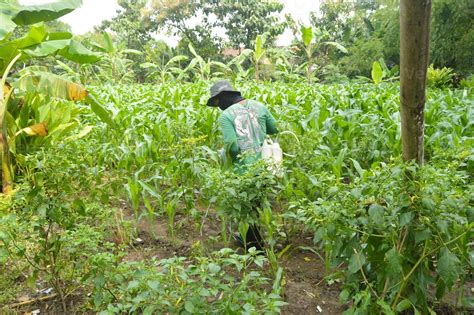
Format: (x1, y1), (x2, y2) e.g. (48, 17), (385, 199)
(399, 0), (432, 164)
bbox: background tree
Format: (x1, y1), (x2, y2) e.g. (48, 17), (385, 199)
(97, 0), (153, 81)
(312, 0), (471, 79)
(144, 0), (287, 60)
(98, 0), (152, 51)
(206, 0), (287, 49)
(144, 0), (221, 60)
(430, 0), (474, 75)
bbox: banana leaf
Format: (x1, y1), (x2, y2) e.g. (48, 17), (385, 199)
(12, 0), (82, 25)
(24, 39), (101, 64)
(301, 26), (313, 47)
(0, 24), (47, 73)
(0, 13), (16, 41)
(13, 69), (114, 127)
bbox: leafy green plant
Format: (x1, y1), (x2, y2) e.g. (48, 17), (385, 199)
(252, 34), (267, 82)
(201, 161), (278, 224)
(179, 44), (228, 81)
(460, 74), (474, 89)
(287, 160), (473, 313)
(88, 248), (286, 314)
(299, 25), (347, 84)
(88, 32), (142, 84)
(0, 1), (112, 194)
(0, 154), (122, 312)
(140, 55), (188, 82)
(371, 60), (383, 84)
(165, 197), (178, 241)
(427, 64), (455, 88)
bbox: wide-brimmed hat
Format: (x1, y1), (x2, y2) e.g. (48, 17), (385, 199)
(207, 80), (241, 107)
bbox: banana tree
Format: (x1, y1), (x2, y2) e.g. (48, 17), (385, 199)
(253, 34), (267, 82)
(180, 44), (230, 81)
(0, 1), (100, 74)
(140, 55), (189, 82)
(89, 32), (143, 83)
(1, 65), (114, 194)
(209, 49), (253, 82)
(0, 0), (109, 194)
(299, 25), (347, 84)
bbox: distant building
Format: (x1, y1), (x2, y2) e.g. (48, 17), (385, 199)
(222, 48), (243, 57)
(222, 46), (297, 57)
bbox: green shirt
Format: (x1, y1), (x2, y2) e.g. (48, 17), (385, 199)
(219, 99), (277, 168)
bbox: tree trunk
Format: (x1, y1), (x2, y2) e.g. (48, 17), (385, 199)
(399, 0), (432, 164)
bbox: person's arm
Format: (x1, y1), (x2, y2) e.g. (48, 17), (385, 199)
(265, 108), (278, 135)
(219, 113), (240, 160)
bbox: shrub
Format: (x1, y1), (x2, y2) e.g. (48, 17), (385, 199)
(427, 64), (455, 88)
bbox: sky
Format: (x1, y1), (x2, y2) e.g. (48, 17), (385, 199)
(19, 0), (321, 46)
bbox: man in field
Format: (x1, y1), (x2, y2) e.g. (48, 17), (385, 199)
(207, 80), (278, 250)
(207, 80), (278, 168)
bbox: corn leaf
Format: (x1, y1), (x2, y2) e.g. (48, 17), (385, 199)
(64, 125), (93, 141)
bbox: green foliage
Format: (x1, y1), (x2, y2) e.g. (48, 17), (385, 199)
(11, 0), (82, 26)
(144, 0), (286, 61)
(0, 142), (124, 311)
(339, 38), (385, 77)
(140, 55), (188, 82)
(460, 74), (474, 89)
(287, 160), (473, 313)
(143, 0), (221, 61)
(327, 0), (472, 78)
(97, 0), (152, 81)
(371, 61), (383, 84)
(85, 32), (141, 83)
(0, 2), (98, 74)
(207, 0), (286, 49)
(201, 161), (279, 224)
(430, 0), (474, 75)
(427, 64), (455, 88)
(89, 248), (285, 314)
(1, 78), (473, 313)
(99, 0), (151, 47)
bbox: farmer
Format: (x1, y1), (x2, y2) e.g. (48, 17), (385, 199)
(206, 80), (278, 250)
